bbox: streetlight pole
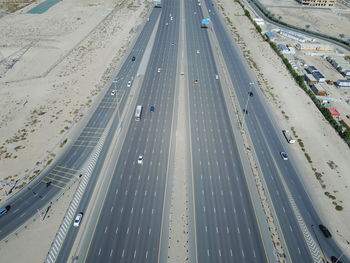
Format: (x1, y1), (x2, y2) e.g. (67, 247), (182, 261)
(243, 82), (254, 121)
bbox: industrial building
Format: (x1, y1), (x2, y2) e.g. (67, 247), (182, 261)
(327, 107), (340, 117)
(265, 31), (277, 41)
(326, 56), (350, 79)
(278, 44), (295, 54)
(296, 43), (333, 52)
(306, 65), (318, 74)
(296, 0), (335, 7)
(310, 84), (327, 96)
(277, 29), (311, 42)
(304, 73), (317, 85)
(336, 80), (350, 89)
(312, 71), (326, 83)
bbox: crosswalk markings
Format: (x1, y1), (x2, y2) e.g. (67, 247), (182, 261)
(52, 169), (76, 176)
(84, 126), (104, 130)
(81, 130), (103, 134)
(42, 179), (64, 189)
(78, 135), (100, 138)
(75, 139), (99, 143)
(49, 172), (71, 180)
(56, 165), (79, 172)
(46, 176), (69, 185)
(72, 144), (96, 148)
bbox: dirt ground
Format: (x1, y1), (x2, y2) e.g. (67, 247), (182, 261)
(0, 0), (150, 202)
(218, 0), (350, 256)
(258, 0), (350, 42)
(0, 0), (149, 260)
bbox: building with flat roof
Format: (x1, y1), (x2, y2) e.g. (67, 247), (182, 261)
(310, 84), (327, 96)
(265, 31), (277, 41)
(296, 0), (335, 7)
(336, 80), (350, 89)
(327, 107), (340, 117)
(312, 71), (326, 82)
(296, 43), (333, 51)
(278, 44), (295, 54)
(326, 56), (350, 78)
(277, 29), (311, 42)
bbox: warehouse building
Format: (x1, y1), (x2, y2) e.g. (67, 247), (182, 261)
(304, 73), (317, 85)
(307, 65), (318, 74)
(265, 31), (277, 41)
(296, 43), (333, 52)
(327, 107), (340, 117)
(312, 71), (326, 83)
(277, 30), (310, 42)
(326, 56), (350, 78)
(336, 80), (350, 89)
(310, 84), (327, 96)
(278, 44), (295, 54)
(296, 0), (335, 7)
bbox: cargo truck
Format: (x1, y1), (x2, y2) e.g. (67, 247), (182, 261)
(282, 130), (295, 144)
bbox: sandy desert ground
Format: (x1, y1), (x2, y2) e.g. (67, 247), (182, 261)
(0, 0), (150, 202)
(0, 0), (150, 260)
(257, 0), (350, 42)
(218, 0), (350, 256)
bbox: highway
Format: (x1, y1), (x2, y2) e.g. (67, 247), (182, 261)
(0, 0), (348, 262)
(83, 1), (180, 262)
(0, 5), (161, 243)
(204, 0), (348, 261)
(185, 0), (268, 262)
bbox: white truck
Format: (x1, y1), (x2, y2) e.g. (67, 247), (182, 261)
(154, 0), (161, 7)
(282, 130), (295, 144)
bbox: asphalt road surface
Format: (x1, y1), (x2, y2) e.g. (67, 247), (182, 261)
(184, 1), (269, 262)
(204, 0), (348, 261)
(84, 1), (179, 262)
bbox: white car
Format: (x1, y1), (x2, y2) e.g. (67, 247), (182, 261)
(73, 212), (83, 227)
(165, 22), (168, 26)
(215, 74), (219, 80)
(111, 90), (116, 96)
(196, 50), (200, 54)
(127, 81), (132, 88)
(157, 68), (161, 73)
(137, 155), (143, 164)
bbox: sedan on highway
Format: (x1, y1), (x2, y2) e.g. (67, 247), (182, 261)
(73, 212), (83, 227)
(157, 68), (161, 73)
(194, 79), (199, 84)
(111, 90), (116, 96)
(131, 56), (136, 61)
(137, 155), (143, 164)
(150, 105), (155, 112)
(280, 151), (288, 160)
(127, 80), (132, 88)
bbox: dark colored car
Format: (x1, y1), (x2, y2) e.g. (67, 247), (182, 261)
(150, 106), (155, 112)
(319, 224), (332, 238)
(249, 91), (253, 97)
(331, 256), (342, 263)
(131, 56), (136, 61)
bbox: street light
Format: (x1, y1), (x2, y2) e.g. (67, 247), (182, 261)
(243, 82), (254, 119)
